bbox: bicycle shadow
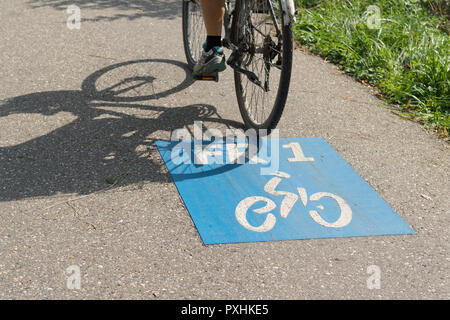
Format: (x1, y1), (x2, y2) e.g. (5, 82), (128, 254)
(0, 59), (244, 202)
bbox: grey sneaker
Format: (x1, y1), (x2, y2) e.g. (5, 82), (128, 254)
(192, 45), (226, 77)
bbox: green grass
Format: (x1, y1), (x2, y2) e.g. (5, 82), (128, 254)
(293, 0), (450, 137)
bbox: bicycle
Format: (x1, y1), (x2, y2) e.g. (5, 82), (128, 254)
(182, 0), (296, 131)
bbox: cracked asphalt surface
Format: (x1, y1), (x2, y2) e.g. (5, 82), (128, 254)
(0, 1), (448, 299)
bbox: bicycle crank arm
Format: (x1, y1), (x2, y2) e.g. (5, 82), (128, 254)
(227, 55), (268, 92)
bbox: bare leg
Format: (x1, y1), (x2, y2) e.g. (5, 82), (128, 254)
(200, 0), (225, 36)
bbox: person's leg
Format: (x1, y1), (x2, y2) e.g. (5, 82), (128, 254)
(192, 0), (227, 77)
(200, 0), (225, 51)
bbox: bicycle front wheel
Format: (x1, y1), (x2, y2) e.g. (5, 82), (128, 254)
(182, 0), (207, 69)
(231, 0), (293, 130)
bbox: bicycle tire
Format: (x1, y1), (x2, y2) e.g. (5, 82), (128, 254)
(231, 0), (293, 131)
(182, 0), (207, 70)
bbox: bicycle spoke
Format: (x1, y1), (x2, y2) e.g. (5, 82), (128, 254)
(255, 56), (282, 70)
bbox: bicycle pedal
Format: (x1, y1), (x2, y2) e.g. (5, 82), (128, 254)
(193, 72), (219, 82)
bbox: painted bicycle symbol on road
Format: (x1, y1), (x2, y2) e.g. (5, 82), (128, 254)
(157, 136), (415, 244)
(235, 142), (353, 233)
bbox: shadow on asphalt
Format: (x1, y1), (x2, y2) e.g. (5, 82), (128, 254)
(0, 59), (244, 202)
(27, 0), (181, 21)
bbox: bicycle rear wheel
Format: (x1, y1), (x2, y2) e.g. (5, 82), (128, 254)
(231, 0), (293, 130)
(182, 0), (207, 69)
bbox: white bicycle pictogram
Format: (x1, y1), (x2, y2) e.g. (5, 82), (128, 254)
(235, 142), (353, 232)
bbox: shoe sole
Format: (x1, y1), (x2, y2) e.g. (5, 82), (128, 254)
(193, 56), (226, 76)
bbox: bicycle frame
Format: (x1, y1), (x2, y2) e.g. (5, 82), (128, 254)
(280, 0), (296, 25)
(223, 0), (295, 45)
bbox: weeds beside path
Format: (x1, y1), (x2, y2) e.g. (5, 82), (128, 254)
(294, 0), (450, 138)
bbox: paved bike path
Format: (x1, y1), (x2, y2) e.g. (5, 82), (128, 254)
(0, 1), (448, 299)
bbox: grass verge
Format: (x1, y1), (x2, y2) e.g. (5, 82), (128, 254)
(293, 0), (449, 138)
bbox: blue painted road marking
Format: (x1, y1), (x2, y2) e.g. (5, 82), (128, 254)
(155, 137), (415, 244)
